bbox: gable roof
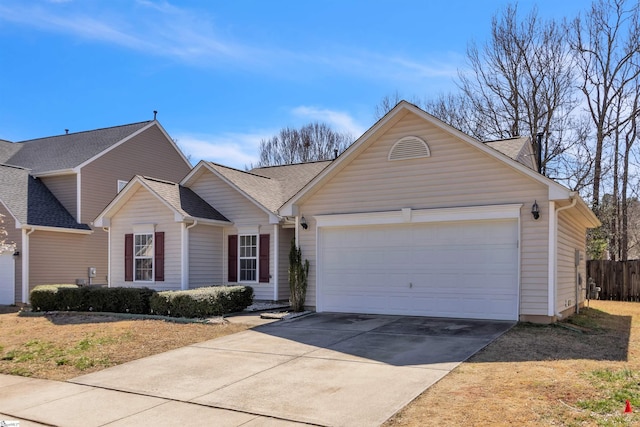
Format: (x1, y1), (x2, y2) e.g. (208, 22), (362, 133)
(0, 164), (91, 231)
(3, 121), (153, 174)
(140, 176), (230, 223)
(279, 101), (599, 227)
(94, 175), (231, 227)
(183, 160), (331, 216)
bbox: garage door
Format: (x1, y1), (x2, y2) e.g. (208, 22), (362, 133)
(318, 219), (519, 320)
(0, 253), (15, 305)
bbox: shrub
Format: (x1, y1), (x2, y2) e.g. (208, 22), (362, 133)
(30, 284), (78, 312)
(30, 286), (155, 314)
(289, 238), (309, 312)
(150, 286), (253, 318)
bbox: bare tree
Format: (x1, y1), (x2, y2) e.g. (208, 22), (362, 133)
(459, 4), (584, 178)
(569, 0), (640, 209)
(254, 122), (353, 167)
(0, 213), (14, 253)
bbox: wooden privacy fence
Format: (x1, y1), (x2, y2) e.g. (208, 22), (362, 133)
(587, 260), (640, 301)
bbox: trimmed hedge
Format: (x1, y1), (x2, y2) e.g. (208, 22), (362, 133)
(29, 284), (79, 312)
(30, 285), (155, 314)
(150, 286), (253, 318)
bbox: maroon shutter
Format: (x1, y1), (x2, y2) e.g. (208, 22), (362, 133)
(228, 235), (238, 282)
(124, 234), (133, 282)
(154, 232), (165, 282)
(259, 234), (270, 283)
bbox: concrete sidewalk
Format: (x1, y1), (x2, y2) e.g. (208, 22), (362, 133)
(0, 313), (513, 426)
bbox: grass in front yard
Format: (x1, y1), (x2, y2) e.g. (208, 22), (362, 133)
(0, 311), (248, 381)
(384, 300), (640, 427)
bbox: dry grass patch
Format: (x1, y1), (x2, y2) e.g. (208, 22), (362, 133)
(0, 311), (248, 381)
(385, 300), (640, 427)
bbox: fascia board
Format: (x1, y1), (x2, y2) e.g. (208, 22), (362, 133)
(183, 217), (233, 226)
(31, 169), (76, 177)
(23, 225), (93, 235)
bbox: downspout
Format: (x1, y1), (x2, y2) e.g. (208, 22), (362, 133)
(273, 224), (279, 301)
(103, 227), (110, 287)
(553, 194), (578, 318)
(295, 216), (300, 248)
(21, 228), (35, 303)
(182, 220), (198, 290)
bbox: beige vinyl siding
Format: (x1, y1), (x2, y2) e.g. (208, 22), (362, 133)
(278, 227), (295, 301)
(0, 204), (21, 303)
(41, 174), (77, 221)
(557, 210), (587, 313)
(190, 169), (276, 300)
(299, 111), (550, 316)
(189, 224), (224, 287)
(28, 230), (103, 292)
(110, 188), (182, 291)
(80, 125), (191, 224)
(188, 169), (269, 226)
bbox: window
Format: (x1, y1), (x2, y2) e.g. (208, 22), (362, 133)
(125, 231), (164, 282)
(134, 233), (153, 281)
(117, 180), (128, 193)
(239, 235), (257, 281)
(228, 234), (269, 283)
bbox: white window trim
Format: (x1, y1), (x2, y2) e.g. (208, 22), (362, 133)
(238, 234), (258, 283)
(134, 232), (154, 283)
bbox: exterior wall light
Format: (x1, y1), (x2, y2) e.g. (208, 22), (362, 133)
(13, 251), (20, 257)
(300, 216), (308, 230)
(531, 200), (540, 220)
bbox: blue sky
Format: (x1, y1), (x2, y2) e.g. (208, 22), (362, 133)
(0, 0), (587, 168)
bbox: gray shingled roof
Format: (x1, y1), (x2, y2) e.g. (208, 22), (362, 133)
(0, 140), (20, 164)
(207, 161), (331, 214)
(485, 137), (536, 170)
(140, 176), (230, 223)
(0, 164), (90, 230)
(4, 121), (151, 174)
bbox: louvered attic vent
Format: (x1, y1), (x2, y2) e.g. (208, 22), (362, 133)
(388, 136), (430, 161)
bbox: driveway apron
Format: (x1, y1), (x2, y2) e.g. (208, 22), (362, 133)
(0, 313), (513, 427)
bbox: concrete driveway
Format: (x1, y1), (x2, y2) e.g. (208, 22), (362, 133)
(0, 313), (513, 426)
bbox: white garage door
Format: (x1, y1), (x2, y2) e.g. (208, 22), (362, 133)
(0, 253), (15, 305)
(318, 219), (519, 320)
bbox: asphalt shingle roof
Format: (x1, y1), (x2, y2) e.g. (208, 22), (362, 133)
(140, 176), (230, 223)
(207, 161), (331, 214)
(4, 121), (151, 174)
(485, 137), (535, 170)
(0, 164), (90, 230)
(0, 140), (20, 164)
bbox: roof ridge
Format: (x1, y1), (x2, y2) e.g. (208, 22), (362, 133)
(484, 136), (528, 143)
(141, 175), (178, 185)
(208, 162), (273, 180)
(251, 159), (333, 170)
(0, 163), (29, 171)
(16, 120), (153, 143)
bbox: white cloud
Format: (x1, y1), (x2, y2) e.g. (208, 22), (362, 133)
(291, 106), (366, 137)
(174, 131), (266, 169)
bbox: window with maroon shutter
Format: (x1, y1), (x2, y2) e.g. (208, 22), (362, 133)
(259, 234), (270, 283)
(124, 234), (133, 282)
(154, 232), (164, 282)
(228, 235), (238, 282)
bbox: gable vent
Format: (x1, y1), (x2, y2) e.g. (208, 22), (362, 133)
(388, 136), (430, 161)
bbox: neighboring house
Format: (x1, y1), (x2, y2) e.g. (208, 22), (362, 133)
(0, 121), (192, 304)
(95, 102), (600, 323)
